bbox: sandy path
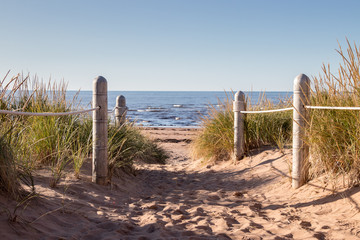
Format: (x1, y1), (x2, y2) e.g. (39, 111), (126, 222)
(0, 127), (359, 239)
(121, 128), (360, 239)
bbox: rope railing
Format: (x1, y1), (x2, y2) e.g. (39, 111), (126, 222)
(234, 74), (360, 190)
(108, 106), (128, 113)
(237, 105), (360, 114)
(0, 107), (99, 116)
(108, 107), (115, 113)
(0, 76), (129, 186)
(240, 107), (293, 114)
(305, 106), (360, 110)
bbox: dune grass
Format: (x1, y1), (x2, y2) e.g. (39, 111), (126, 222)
(190, 95), (234, 162)
(192, 40), (360, 187)
(0, 72), (168, 197)
(245, 94), (292, 152)
(191, 94), (292, 162)
(0, 127), (22, 199)
(108, 123), (168, 178)
(307, 40), (360, 186)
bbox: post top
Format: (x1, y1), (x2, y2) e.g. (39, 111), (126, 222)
(234, 91), (245, 101)
(293, 74), (310, 91)
(93, 76), (107, 93)
(116, 95), (126, 105)
(94, 76), (107, 83)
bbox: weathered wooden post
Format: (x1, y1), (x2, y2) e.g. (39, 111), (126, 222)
(115, 95), (127, 127)
(233, 91), (246, 160)
(93, 76), (108, 185)
(292, 74), (310, 189)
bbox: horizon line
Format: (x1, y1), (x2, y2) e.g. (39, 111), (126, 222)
(67, 89), (294, 92)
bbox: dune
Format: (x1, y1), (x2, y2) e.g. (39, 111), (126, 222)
(0, 127), (359, 239)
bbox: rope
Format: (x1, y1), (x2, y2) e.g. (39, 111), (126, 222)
(240, 107), (293, 114)
(115, 106), (127, 110)
(305, 106), (360, 110)
(0, 107), (99, 116)
(108, 107), (116, 113)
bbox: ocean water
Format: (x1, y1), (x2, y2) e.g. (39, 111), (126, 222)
(69, 91), (292, 127)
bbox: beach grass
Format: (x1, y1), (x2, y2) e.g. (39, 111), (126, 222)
(108, 122), (168, 178)
(245, 94), (292, 152)
(193, 39), (360, 187)
(0, 126), (22, 199)
(0, 72), (168, 194)
(307, 39), (360, 186)
(191, 93), (292, 162)
(191, 95), (234, 162)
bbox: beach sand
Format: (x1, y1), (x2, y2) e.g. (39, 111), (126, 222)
(0, 127), (359, 239)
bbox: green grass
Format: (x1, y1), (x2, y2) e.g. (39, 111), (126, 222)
(307, 39), (360, 186)
(191, 97), (234, 162)
(0, 127), (22, 199)
(108, 123), (168, 178)
(245, 95), (292, 152)
(191, 93), (292, 162)
(0, 72), (168, 196)
(192, 39), (360, 188)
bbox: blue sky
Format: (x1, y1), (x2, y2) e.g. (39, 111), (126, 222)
(1, 0), (360, 91)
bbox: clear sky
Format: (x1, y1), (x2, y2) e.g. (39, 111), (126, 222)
(1, 0), (360, 91)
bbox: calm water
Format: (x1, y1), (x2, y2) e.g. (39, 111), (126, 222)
(68, 91), (292, 127)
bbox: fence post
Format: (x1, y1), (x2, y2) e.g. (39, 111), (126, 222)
(93, 76), (108, 185)
(292, 74), (310, 189)
(115, 95), (127, 127)
(233, 91), (246, 160)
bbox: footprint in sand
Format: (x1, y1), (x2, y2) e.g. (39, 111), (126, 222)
(195, 224), (213, 234)
(206, 193), (221, 201)
(96, 221), (119, 231)
(193, 207), (207, 216)
(173, 205), (190, 215)
(224, 217), (240, 227)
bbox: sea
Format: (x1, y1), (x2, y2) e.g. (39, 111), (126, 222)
(69, 91), (292, 127)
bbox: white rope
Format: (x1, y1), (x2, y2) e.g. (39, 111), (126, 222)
(0, 107), (99, 116)
(240, 107), (293, 114)
(115, 106), (128, 110)
(306, 106), (360, 110)
(108, 106), (127, 113)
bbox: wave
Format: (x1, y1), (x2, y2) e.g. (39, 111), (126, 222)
(146, 107), (167, 112)
(137, 107), (167, 112)
(173, 104), (183, 108)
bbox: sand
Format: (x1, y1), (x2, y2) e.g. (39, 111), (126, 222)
(0, 127), (359, 239)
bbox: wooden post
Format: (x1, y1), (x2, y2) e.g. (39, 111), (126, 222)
(292, 74), (310, 189)
(92, 76), (108, 185)
(233, 91), (246, 160)
(115, 95), (127, 127)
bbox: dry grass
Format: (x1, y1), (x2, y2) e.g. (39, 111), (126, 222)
(307, 39), (360, 186)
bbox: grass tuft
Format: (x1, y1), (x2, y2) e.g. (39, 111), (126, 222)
(307, 39), (360, 186)
(108, 122), (168, 178)
(0, 72), (168, 192)
(191, 93), (292, 162)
